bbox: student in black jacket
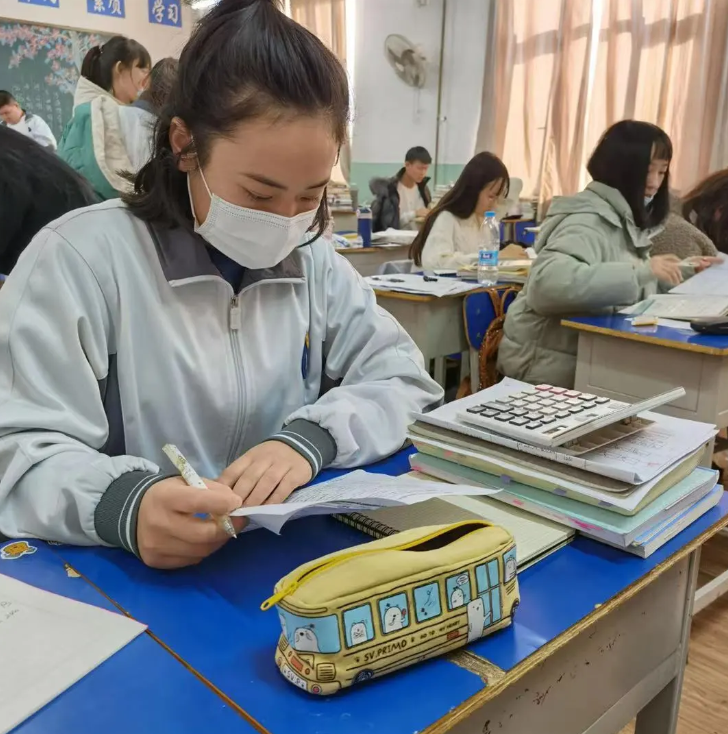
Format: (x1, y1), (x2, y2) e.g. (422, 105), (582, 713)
(370, 146), (432, 231)
(0, 126), (98, 276)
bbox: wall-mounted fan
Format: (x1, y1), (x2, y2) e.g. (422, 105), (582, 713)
(384, 34), (427, 89)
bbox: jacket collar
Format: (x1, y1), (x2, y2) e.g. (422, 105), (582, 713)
(74, 76), (118, 109)
(394, 167), (431, 189)
(147, 223), (304, 286)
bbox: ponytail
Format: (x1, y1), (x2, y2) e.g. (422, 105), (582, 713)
(80, 36), (151, 93)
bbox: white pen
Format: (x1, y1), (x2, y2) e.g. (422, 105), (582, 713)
(162, 444), (237, 539)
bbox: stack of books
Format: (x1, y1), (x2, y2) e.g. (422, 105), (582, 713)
(337, 378), (721, 566)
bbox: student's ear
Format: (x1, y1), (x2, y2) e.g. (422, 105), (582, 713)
(169, 117), (196, 172)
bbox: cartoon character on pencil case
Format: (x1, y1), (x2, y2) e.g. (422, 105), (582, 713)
(450, 586), (465, 609)
(349, 621), (368, 646)
(0, 540), (37, 560)
(504, 556), (517, 583)
(383, 606), (405, 633)
(467, 598), (491, 642)
(294, 626), (320, 652)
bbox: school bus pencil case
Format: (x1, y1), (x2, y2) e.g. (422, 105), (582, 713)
(261, 520), (519, 695)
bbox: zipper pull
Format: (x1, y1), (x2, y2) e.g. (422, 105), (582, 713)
(230, 296), (241, 331)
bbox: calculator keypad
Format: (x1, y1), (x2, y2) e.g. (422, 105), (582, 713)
(458, 384), (624, 443)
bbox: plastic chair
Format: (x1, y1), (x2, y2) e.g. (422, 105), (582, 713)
(460, 286), (521, 395)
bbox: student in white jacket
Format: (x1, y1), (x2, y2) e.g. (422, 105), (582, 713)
(0, 0), (443, 569)
(410, 152), (510, 271)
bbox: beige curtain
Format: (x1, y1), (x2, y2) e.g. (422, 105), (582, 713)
(289, 0), (350, 183)
(475, 0), (593, 209)
(587, 0), (728, 192)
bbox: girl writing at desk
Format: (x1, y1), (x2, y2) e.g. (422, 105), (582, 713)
(409, 152), (510, 271)
(0, 0), (442, 569)
(499, 120), (718, 389)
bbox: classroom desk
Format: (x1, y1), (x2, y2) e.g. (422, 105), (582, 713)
(373, 288), (468, 386)
(45, 450), (728, 734)
(0, 541), (251, 734)
(564, 314), (728, 614)
(335, 243), (411, 277)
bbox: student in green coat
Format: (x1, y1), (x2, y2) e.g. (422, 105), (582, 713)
(498, 120), (718, 389)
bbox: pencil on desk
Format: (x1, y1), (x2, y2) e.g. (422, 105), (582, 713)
(162, 444), (237, 539)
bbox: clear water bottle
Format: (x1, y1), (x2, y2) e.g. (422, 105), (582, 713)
(477, 211), (500, 286)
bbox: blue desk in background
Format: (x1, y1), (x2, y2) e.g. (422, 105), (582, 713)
(1, 543), (252, 734)
(44, 450), (728, 734)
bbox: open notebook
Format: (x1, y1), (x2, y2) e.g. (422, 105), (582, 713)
(335, 493), (573, 571)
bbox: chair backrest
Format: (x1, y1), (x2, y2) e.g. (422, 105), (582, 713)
(462, 286), (521, 393)
(378, 259), (414, 275)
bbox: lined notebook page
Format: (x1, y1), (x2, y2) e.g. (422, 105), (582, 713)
(359, 497), (573, 568)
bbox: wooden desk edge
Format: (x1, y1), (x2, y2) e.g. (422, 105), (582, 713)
(561, 319), (728, 356)
(421, 508), (728, 734)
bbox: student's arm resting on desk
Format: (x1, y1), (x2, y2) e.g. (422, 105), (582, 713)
(277, 252), (444, 468)
(0, 229), (163, 549)
(421, 212), (477, 270)
(526, 220), (655, 315)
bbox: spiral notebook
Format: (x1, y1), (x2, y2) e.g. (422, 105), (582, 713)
(334, 492), (574, 571)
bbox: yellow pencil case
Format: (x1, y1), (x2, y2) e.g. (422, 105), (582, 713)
(261, 521), (519, 695)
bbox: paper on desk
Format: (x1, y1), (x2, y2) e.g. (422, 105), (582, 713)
(0, 574), (146, 734)
(366, 273), (480, 297)
(670, 257), (728, 296)
(415, 377), (717, 485)
(230, 470), (500, 532)
(371, 228), (418, 245)
(620, 294), (728, 320)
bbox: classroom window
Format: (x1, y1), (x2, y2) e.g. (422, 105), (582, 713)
(343, 604), (375, 648)
(445, 571), (472, 610)
(278, 608), (341, 654)
(413, 582), (442, 623)
(378, 593), (410, 634)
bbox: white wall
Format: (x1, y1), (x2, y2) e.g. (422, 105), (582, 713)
(0, 0), (194, 61)
(350, 0), (489, 188)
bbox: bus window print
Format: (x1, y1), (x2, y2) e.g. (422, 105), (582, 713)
(503, 547), (517, 583)
(414, 582), (442, 623)
(446, 572), (472, 610)
(475, 560), (502, 625)
(378, 593), (409, 634)
(278, 608), (341, 654)
(343, 604), (375, 648)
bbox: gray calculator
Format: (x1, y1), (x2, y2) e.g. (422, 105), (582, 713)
(457, 384), (686, 448)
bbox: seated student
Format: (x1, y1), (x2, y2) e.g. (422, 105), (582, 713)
(409, 152), (509, 270)
(681, 169), (728, 255)
(370, 146), (432, 231)
(0, 90), (57, 150)
(0, 126), (98, 275)
(650, 211), (718, 260)
(498, 120), (702, 388)
(58, 35), (151, 200)
(0, 0), (443, 569)
(119, 57), (179, 172)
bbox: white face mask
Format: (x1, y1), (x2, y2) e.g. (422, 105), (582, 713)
(189, 169), (318, 270)
(644, 194), (655, 206)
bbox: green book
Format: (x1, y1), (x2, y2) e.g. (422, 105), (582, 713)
(410, 453), (718, 548)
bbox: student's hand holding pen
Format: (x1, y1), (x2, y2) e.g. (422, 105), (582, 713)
(136, 477), (247, 569)
(218, 441), (313, 507)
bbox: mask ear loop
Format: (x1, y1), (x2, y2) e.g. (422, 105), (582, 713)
(187, 135), (213, 226)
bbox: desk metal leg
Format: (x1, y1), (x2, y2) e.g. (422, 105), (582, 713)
(633, 548), (700, 734)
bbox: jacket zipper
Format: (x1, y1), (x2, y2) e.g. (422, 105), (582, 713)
(227, 295), (244, 466)
(260, 520), (492, 611)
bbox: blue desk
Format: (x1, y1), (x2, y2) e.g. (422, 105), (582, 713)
(1, 542), (252, 734)
(46, 450), (728, 734)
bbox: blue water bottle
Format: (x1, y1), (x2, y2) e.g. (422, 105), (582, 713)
(357, 205), (372, 248)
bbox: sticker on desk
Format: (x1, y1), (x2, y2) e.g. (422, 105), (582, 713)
(0, 541), (37, 561)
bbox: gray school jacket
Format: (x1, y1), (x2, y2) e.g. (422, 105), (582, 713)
(0, 201), (443, 553)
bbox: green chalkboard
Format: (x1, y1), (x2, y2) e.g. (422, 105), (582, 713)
(0, 19), (111, 140)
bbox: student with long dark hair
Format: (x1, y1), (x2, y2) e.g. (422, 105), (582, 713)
(0, 126), (98, 275)
(58, 35), (152, 199)
(499, 120), (717, 388)
(682, 169), (728, 255)
(410, 152), (509, 270)
(0, 0), (442, 568)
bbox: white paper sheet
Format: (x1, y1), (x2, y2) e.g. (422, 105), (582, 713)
(230, 471), (500, 532)
(0, 575), (146, 734)
(414, 378), (716, 484)
(366, 273), (481, 297)
(620, 294), (728, 319)
(671, 258), (728, 296)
